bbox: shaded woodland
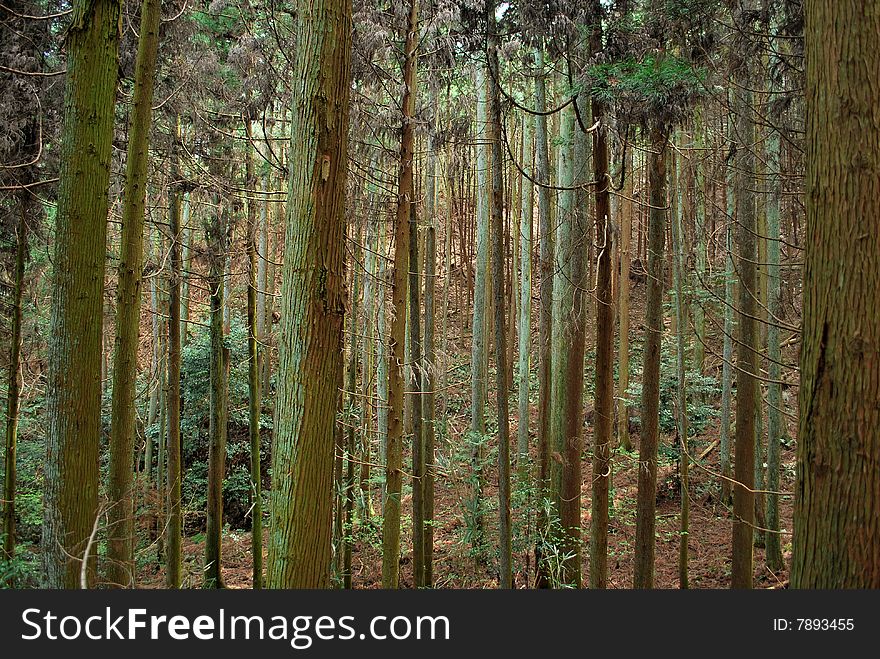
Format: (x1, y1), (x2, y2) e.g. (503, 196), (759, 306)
(0, 0), (878, 589)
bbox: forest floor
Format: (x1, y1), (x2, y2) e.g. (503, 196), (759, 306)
(138, 426), (796, 589)
(138, 278), (798, 589)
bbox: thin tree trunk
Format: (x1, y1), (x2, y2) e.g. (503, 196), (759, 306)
(245, 120), (263, 590)
(381, 0), (417, 589)
(165, 119), (183, 589)
(3, 192), (28, 565)
(205, 204), (228, 589)
(487, 16), (512, 588)
(533, 46), (553, 589)
(617, 134), (633, 453)
(408, 208), (425, 587)
(423, 138), (438, 587)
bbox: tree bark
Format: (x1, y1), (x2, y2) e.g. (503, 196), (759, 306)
(632, 124), (668, 589)
(792, 0), (880, 588)
(42, 0), (121, 589)
(266, 0), (352, 589)
(381, 0), (417, 589)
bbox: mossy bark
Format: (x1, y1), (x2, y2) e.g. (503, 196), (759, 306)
(266, 0), (352, 589)
(42, 0), (121, 589)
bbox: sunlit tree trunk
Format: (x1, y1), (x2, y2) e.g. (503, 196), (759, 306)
(533, 46), (553, 588)
(469, 61), (490, 552)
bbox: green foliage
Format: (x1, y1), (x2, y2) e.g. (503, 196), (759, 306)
(587, 54), (706, 129)
(624, 334), (720, 438)
(534, 497), (577, 589)
(0, 538), (38, 588)
(170, 316), (270, 530)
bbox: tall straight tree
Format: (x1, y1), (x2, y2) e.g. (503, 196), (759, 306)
(487, 7), (512, 588)
(632, 122), (669, 589)
(245, 120), (263, 590)
(107, 0), (162, 589)
(204, 198), (229, 589)
(165, 119), (183, 589)
(267, 0), (352, 589)
(792, 0), (880, 588)
(731, 0), (758, 589)
(589, 0), (614, 590)
(381, 0), (418, 589)
(533, 46), (553, 589)
(469, 60), (490, 550)
(42, 0), (121, 589)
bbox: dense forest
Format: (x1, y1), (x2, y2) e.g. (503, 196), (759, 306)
(0, 0), (877, 590)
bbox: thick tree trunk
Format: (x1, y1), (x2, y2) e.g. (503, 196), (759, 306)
(469, 61), (490, 553)
(671, 133), (690, 589)
(43, 0), (121, 589)
(266, 0), (351, 589)
(632, 125), (668, 589)
(792, 0), (880, 588)
(517, 114), (533, 479)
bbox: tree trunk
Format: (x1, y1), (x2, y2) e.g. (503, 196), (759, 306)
(533, 46), (553, 589)
(408, 208), (425, 588)
(266, 0), (351, 589)
(3, 192), (28, 565)
(487, 16), (512, 588)
(205, 204), (228, 589)
(671, 132), (690, 589)
(791, 0), (880, 588)
(245, 120), (263, 590)
(166, 119), (183, 589)
(617, 135), (633, 453)
(43, 0), (121, 589)
(731, 1), (758, 587)
(517, 113), (533, 479)
(632, 124), (668, 589)
(380, 0), (417, 589)
(590, 7), (614, 586)
(469, 60), (490, 554)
